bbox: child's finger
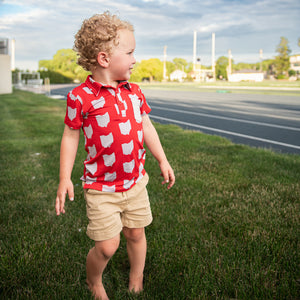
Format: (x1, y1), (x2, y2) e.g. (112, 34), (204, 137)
(161, 171), (175, 189)
(163, 170), (175, 189)
(167, 172), (175, 189)
(160, 172), (169, 184)
(68, 187), (74, 202)
(55, 195), (65, 215)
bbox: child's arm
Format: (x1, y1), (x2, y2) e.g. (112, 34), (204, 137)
(55, 125), (80, 215)
(142, 115), (175, 189)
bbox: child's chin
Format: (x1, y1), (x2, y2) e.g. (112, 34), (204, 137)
(123, 74), (131, 81)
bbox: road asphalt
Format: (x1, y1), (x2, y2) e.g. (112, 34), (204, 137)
(18, 83), (300, 154)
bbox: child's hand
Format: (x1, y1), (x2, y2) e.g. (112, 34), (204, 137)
(160, 160), (175, 189)
(55, 179), (74, 215)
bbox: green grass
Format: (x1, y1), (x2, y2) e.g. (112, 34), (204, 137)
(1, 90), (299, 299)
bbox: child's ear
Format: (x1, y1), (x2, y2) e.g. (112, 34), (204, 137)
(97, 52), (110, 68)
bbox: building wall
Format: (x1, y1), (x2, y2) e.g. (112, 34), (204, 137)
(228, 72), (264, 82)
(170, 70), (187, 82)
(0, 55), (12, 94)
(290, 55), (300, 72)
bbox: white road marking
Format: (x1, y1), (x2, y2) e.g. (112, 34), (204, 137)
(150, 115), (300, 150)
(151, 105), (300, 131)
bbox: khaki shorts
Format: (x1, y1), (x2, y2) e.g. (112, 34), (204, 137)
(83, 173), (152, 241)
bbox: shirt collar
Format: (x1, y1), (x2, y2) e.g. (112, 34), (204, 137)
(85, 75), (132, 96)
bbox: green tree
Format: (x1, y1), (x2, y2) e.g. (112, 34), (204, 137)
(131, 58), (163, 82)
(185, 62), (193, 74)
(274, 37), (291, 78)
(130, 62), (143, 82)
(233, 62), (254, 71)
(173, 58), (188, 71)
(39, 59), (52, 71)
(215, 56), (229, 80)
(262, 59), (276, 76)
(39, 49), (90, 83)
(166, 61), (176, 78)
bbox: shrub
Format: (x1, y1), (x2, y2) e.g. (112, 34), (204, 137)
(38, 70), (74, 84)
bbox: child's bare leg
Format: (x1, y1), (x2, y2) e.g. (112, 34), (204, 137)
(122, 227), (147, 293)
(86, 235), (120, 300)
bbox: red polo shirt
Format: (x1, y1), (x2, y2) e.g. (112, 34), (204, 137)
(64, 75), (151, 192)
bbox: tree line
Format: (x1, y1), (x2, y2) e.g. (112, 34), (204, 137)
(31, 36), (298, 84)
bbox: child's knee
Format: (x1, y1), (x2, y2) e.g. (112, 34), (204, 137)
(95, 235), (120, 259)
(123, 227), (145, 243)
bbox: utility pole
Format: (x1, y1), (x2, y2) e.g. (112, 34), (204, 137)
(197, 57), (201, 80)
(11, 39), (15, 71)
(228, 49), (232, 76)
(212, 33), (215, 81)
(163, 45), (167, 81)
(193, 30), (197, 71)
(259, 49), (263, 72)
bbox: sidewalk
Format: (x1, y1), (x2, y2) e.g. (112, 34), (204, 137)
(14, 83), (77, 99)
(15, 82), (300, 96)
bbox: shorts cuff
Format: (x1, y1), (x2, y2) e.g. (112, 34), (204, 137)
(122, 214), (153, 229)
(86, 225), (122, 241)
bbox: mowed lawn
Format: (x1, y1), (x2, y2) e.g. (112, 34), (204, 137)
(0, 90), (299, 299)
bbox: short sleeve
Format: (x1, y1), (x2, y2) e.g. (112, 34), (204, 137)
(64, 90), (83, 129)
(138, 87), (151, 116)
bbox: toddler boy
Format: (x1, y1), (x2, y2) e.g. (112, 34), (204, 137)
(55, 12), (175, 300)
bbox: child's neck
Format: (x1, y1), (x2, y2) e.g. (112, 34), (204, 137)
(91, 69), (119, 88)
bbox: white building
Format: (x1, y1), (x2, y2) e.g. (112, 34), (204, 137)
(228, 69), (264, 82)
(290, 54), (300, 73)
(0, 38), (12, 94)
(170, 70), (187, 82)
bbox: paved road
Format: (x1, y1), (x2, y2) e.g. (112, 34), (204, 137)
(50, 85), (300, 155)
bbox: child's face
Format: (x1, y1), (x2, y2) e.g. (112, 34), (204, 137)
(109, 29), (136, 82)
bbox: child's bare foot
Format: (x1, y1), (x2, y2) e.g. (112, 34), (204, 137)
(129, 275), (143, 294)
(87, 279), (109, 300)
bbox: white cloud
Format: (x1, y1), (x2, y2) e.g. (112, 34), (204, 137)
(0, 8), (48, 30)
(0, 0), (299, 70)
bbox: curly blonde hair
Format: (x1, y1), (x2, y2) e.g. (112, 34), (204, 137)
(74, 12), (134, 71)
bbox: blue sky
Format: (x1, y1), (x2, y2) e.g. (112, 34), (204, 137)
(0, 0), (299, 70)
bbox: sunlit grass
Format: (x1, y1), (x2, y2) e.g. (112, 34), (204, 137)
(1, 90), (299, 299)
